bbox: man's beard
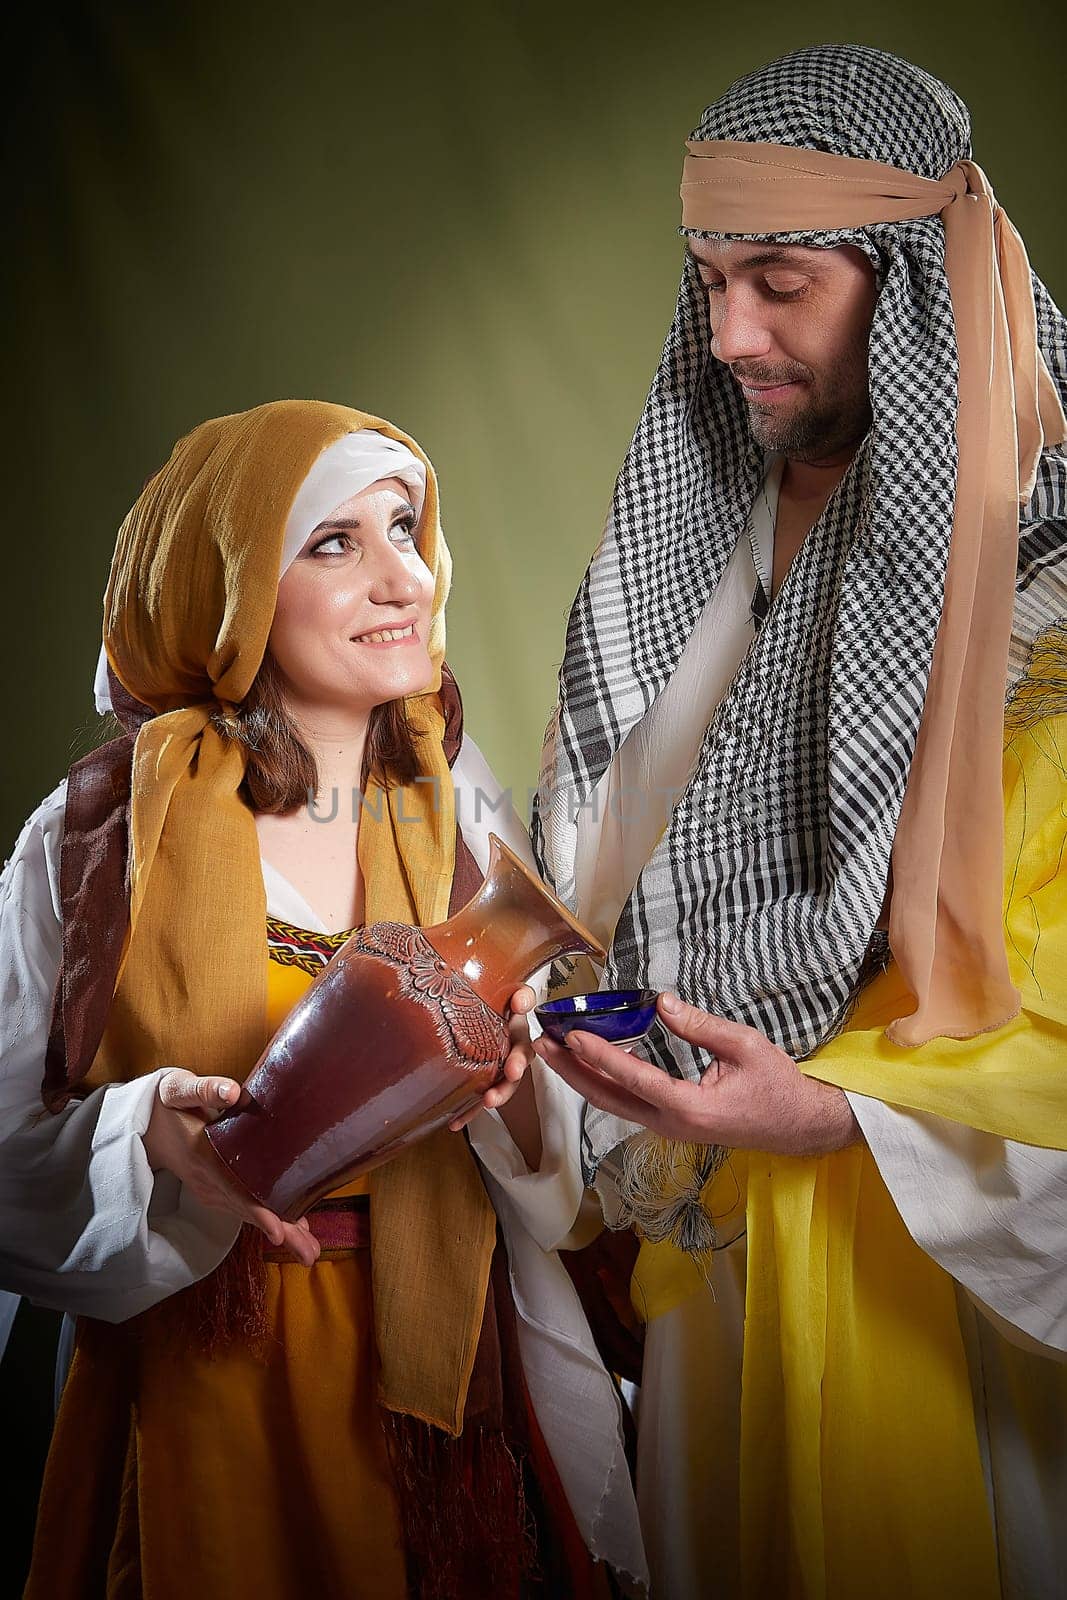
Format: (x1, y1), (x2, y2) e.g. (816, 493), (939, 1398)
(735, 358), (872, 461)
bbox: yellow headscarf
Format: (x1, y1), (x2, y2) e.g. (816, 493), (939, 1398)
(93, 398), (495, 1435)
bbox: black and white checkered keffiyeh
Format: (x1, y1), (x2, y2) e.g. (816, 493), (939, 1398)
(533, 46), (1067, 1184)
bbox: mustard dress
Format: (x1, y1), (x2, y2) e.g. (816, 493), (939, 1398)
(27, 920), (410, 1600)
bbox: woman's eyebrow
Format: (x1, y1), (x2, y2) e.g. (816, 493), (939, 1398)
(312, 516), (362, 534)
(311, 501), (417, 537)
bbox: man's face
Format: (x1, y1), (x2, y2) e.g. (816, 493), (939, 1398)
(688, 238), (879, 463)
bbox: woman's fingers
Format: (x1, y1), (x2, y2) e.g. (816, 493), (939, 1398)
(506, 985), (536, 1016)
(249, 1204), (284, 1248)
(147, 1091), (317, 1267)
(204, 1166), (320, 1266)
(157, 1069), (240, 1119)
(449, 1108), (481, 1131)
(248, 1202), (321, 1266)
(483, 1076), (520, 1109)
(447, 1062), (525, 1130)
(501, 1043), (533, 1082)
(283, 1222), (321, 1266)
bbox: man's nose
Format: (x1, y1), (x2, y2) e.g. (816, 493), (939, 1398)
(709, 290), (773, 365)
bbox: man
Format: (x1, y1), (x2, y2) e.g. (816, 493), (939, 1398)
(532, 45), (1067, 1600)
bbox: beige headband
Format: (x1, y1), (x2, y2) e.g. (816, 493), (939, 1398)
(684, 140), (975, 229)
(680, 138), (1066, 1046)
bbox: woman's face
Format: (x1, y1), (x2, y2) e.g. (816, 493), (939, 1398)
(269, 476), (435, 721)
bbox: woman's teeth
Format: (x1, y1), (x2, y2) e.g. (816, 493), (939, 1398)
(355, 624), (415, 643)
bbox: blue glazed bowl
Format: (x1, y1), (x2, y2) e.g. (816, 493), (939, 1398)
(534, 989), (659, 1048)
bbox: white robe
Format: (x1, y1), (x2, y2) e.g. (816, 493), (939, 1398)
(0, 734), (648, 1592)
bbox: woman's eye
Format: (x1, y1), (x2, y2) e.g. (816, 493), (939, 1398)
(310, 532), (354, 557)
(390, 520), (417, 548)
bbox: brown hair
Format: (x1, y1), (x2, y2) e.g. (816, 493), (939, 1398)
(214, 652), (424, 814)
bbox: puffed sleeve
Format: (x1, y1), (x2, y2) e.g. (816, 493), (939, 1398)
(0, 783), (239, 1322)
(843, 1095), (1067, 1353)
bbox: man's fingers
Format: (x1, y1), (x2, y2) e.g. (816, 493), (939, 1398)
(563, 1029), (690, 1114)
(657, 993), (754, 1058)
(534, 1037), (668, 1130)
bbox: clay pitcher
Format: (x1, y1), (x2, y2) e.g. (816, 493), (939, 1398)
(206, 835), (604, 1219)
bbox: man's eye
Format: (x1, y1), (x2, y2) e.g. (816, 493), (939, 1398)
(703, 279), (726, 294)
(764, 280), (807, 301)
(390, 520), (417, 547)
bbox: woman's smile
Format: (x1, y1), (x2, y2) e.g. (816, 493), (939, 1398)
(350, 621), (420, 647)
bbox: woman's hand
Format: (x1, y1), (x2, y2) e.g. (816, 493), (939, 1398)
(449, 986), (544, 1170)
(143, 1069), (321, 1266)
(534, 992), (861, 1158)
(448, 985), (537, 1133)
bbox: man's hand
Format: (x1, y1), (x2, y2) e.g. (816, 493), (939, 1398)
(449, 985), (537, 1133)
(144, 1068), (321, 1266)
(534, 992), (861, 1157)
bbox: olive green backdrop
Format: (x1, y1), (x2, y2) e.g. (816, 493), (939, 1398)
(2, 0), (1064, 847)
(0, 0), (1063, 1583)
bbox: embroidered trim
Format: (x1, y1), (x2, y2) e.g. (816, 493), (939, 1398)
(266, 914), (355, 976)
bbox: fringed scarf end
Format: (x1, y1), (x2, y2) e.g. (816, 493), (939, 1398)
(134, 1225), (270, 1356)
(382, 1410), (535, 1600)
(615, 1132), (726, 1274)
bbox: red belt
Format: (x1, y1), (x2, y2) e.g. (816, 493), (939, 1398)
(262, 1194), (370, 1262)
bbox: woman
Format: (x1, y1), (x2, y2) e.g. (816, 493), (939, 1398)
(0, 401), (645, 1598)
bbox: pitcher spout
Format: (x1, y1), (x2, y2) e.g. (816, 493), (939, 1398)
(422, 835), (605, 1013)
